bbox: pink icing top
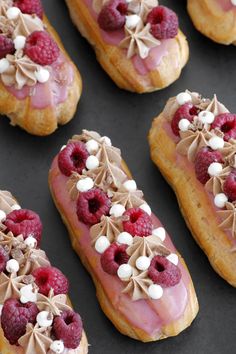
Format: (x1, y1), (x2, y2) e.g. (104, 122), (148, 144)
(216, 0), (236, 11)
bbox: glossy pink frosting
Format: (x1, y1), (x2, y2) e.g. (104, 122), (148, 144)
(216, 0), (236, 11)
(50, 157), (192, 337)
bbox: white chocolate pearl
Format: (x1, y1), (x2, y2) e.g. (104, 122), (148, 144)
(208, 162), (223, 177)
(6, 7), (20, 19)
(123, 180), (137, 192)
(60, 145), (66, 151)
(214, 193), (228, 208)
(136, 256), (151, 271)
(148, 284), (163, 300)
(198, 110), (215, 124)
(152, 227), (166, 242)
(117, 232), (133, 246)
(35, 68), (50, 83)
(208, 136), (224, 150)
(6, 259), (19, 273)
(13, 35), (26, 50)
(50, 340), (65, 353)
(20, 284), (37, 304)
(95, 236), (110, 254)
(139, 203), (151, 216)
(0, 58), (9, 74)
(125, 14), (141, 29)
(166, 253), (178, 266)
(117, 264), (133, 280)
(109, 204), (126, 217)
(101, 136), (112, 146)
(76, 177), (94, 192)
(11, 204), (21, 211)
(0, 210), (6, 222)
(86, 155), (99, 170)
(176, 92), (192, 105)
(37, 311), (53, 327)
(86, 139), (99, 154)
(231, 0), (236, 5)
(178, 118), (191, 132)
(24, 235), (37, 249)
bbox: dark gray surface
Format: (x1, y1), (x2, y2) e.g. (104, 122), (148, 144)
(0, 0), (235, 353)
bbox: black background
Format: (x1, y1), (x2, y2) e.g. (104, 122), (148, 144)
(0, 1), (235, 353)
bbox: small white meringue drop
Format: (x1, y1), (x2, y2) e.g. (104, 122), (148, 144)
(198, 110), (215, 124)
(11, 204), (21, 211)
(152, 227), (166, 241)
(123, 180), (137, 192)
(24, 235), (37, 249)
(76, 177), (94, 192)
(117, 232), (133, 246)
(140, 203), (151, 216)
(101, 136), (112, 146)
(176, 92), (192, 105)
(214, 193), (228, 208)
(166, 253), (178, 266)
(208, 162), (223, 177)
(208, 136), (224, 150)
(95, 236), (110, 254)
(135, 256), (151, 271)
(37, 311), (53, 327)
(6, 6), (20, 20)
(14, 35), (26, 50)
(0, 58), (9, 74)
(86, 139), (99, 154)
(0, 210), (6, 222)
(125, 14), (141, 29)
(117, 264), (133, 280)
(231, 0), (236, 5)
(148, 284), (163, 300)
(86, 155), (99, 170)
(60, 145), (66, 151)
(0, 304), (3, 316)
(178, 118), (191, 132)
(109, 204), (126, 218)
(20, 284), (37, 304)
(35, 67), (50, 83)
(50, 340), (65, 353)
(6, 259), (19, 273)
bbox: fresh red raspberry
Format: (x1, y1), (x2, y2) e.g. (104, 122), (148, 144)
(58, 142), (89, 177)
(123, 208), (152, 237)
(147, 6), (179, 40)
(194, 147), (223, 184)
(14, 0), (43, 19)
(223, 170), (236, 202)
(53, 310), (83, 349)
(98, 0), (128, 31)
(0, 35), (14, 59)
(4, 209), (42, 244)
(101, 243), (129, 275)
(24, 31), (59, 65)
(0, 246), (9, 273)
(211, 113), (236, 141)
(171, 103), (198, 136)
(32, 266), (69, 296)
(77, 188), (111, 225)
(1, 298), (39, 345)
(148, 255), (181, 287)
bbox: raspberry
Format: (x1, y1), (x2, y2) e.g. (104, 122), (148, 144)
(14, 0), (43, 19)
(101, 243), (129, 275)
(0, 35), (14, 59)
(24, 31), (59, 65)
(211, 113), (236, 141)
(32, 266), (69, 296)
(147, 6), (179, 40)
(148, 255), (181, 287)
(4, 209), (42, 244)
(1, 298), (39, 345)
(98, 0), (128, 31)
(77, 188), (111, 225)
(53, 310), (83, 349)
(0, 246), (9, 273)
(123, 208), (152, 237)
(171, 103), (198, 136)
(194, 147), (223, 184)
(223, 170), (236, 202)
(58, 142), (89, 177)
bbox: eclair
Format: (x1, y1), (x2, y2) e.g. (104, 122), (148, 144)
(187, 0), (236, 45)
(65, 0), (189, 93)
(49, 130), (198, 342)
(0, 0), (82, 136)
(0, 190), (88, 354)
(149, 90), (236, 286)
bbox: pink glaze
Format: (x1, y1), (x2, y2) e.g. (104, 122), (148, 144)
(216, 0), (236, 11)
(5, 54), (74, 109)
(49, 158), (192, 338)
